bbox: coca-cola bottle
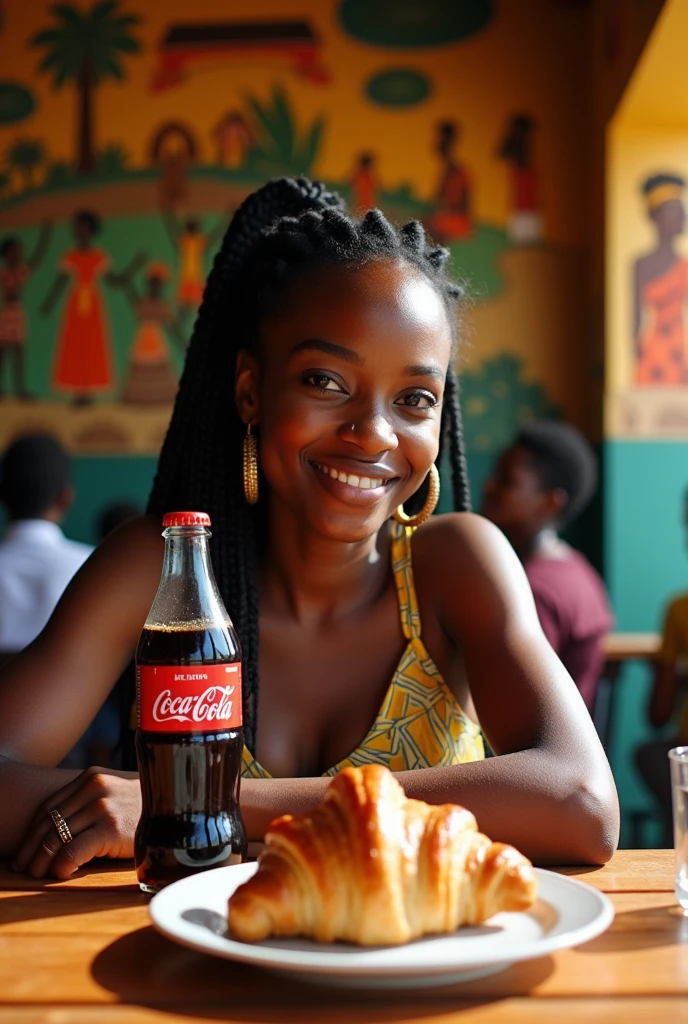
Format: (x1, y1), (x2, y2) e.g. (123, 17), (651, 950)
(134, 511), (247, 893)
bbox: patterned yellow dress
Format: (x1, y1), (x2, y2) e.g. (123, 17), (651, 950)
(242, 524), (484, 779)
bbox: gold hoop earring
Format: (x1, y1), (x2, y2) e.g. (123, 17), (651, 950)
(393, 464), (440, 528)
(243, 424), (259, 505)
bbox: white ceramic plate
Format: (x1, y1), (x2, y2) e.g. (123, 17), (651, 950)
(149, 863), (614, 989)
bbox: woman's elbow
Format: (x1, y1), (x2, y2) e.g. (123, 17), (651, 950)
(563, 773), (620, 865)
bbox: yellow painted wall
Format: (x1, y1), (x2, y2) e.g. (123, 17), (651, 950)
(615, 0), (688, 130)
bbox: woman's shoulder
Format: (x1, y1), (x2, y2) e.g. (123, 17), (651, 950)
(86, 514), (164, 589)
(411, 512), (531, 614)
(100, 513), (163, 547)
(408, 512), (539, 647)
(412, 511), (515, 570)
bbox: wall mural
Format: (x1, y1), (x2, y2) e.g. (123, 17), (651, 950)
(151, 19), (330, 91)
(633, 174), (687, 386)
(0, 0), (590, 456)
(608, 166), (688, 439)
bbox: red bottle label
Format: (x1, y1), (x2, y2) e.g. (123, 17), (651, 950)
(137, 664), (242, 733)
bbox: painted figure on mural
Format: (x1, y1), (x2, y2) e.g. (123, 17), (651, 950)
(213, 111), (253, 169)
(497, 114), (542, 245)
(164, 212), (227, 331)
(150, 122), (198, 211)
(41, 211), (128, 406)
(427, 121), (473, 244)
(349, 152), (379, 212)
(634, 174), (688, 385)
(0, 221), (51, 400)
(113, 261), (181, 406)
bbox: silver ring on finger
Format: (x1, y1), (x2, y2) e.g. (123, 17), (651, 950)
(49, 808), (73, 845)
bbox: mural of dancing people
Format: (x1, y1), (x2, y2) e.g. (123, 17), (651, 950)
(41, 211), (141, 405)
(349, 152), (379, 211)
(0, 220), (51, 399)
(150, 121), (198, 211)
(114, 261), (182, 406)
(633, 173), (688, 385)
(497, 113), (542, 245)
(427, 120), (473, 244)
(163, 211), (227, 333)
(213, 110), (253, 168)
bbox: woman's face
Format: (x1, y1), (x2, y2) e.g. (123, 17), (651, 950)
(482, 444), (556, 545)
(652, 198), (685, 240)
(239, 258), (453, 542)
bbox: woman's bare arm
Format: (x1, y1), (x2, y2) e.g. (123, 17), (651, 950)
(240, 515), (619, 865)
(0, 516), (162, 855)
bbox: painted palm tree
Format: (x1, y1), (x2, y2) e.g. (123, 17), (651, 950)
(6, 138), (46, 190)
(31, 1), (141, 174)
(246, 87), (324, 178)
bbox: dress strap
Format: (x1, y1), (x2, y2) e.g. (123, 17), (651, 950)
(390, 522), (422, 640)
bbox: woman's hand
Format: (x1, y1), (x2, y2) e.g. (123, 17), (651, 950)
(11, 767), (141, 880)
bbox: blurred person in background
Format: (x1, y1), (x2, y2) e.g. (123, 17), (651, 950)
(0, 434), (92, 662)
(635, 487), (688, 845)
(482, 420), (613, 713)
(61, 499), (144, 770)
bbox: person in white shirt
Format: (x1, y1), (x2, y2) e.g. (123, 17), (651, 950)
(0, 433), (92, 655)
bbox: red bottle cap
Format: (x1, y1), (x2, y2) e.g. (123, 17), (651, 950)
(162, 511), (211, 528)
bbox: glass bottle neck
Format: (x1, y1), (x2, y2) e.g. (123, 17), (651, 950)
(145, 527), (230, 629)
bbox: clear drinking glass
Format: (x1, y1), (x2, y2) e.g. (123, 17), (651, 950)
(669, 746), (688, 911)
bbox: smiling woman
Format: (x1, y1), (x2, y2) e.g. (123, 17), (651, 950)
(0, 177), (618, 880)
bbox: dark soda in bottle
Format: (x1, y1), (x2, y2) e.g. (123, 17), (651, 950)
(134, 511), (247, 893)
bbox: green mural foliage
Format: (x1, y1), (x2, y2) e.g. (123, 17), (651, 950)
(245, 87), (324, 177)
(365, 69), (430, 108)
(340, 0), (493, 48)
(448, 225), (508, 300)
(0, 82), (36, 124)
(461, 354), (561, 456)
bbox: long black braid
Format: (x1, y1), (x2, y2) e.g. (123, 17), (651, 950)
(147, 177), (471, 754)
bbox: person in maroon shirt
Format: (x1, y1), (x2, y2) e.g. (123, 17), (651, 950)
(482, 421), (614, 712)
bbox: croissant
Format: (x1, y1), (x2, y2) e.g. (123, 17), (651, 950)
(228, 764), (537, 946)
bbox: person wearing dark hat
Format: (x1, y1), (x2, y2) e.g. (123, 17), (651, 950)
(482, 420), (613, 711)
(0, 434), (92, 655)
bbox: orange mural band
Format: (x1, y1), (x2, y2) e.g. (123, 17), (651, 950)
(646, 184), (684, 210)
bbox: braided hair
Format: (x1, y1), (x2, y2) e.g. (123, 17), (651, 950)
(148, 177), (471, 752)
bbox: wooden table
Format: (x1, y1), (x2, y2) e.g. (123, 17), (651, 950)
(593, 632), (661, 755)
(602, 633), (661, 662)
(1, 850), (687, 1022)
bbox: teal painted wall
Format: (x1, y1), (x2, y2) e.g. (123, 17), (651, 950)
(606, 440), (688, 846)
(61, 457), (156, 545)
